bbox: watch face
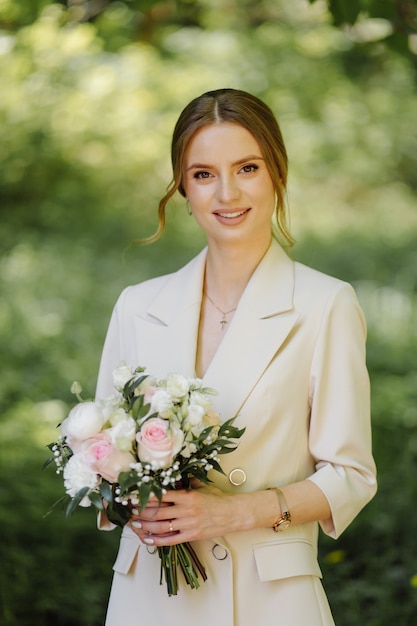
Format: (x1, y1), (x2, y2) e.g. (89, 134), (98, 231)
(272, 517), (291, 532)
(278, 520), (291, 531)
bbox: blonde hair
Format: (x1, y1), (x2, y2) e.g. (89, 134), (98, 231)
(141, 88), (293, 246)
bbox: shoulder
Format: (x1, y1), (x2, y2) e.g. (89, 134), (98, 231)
(294, 259), (347, 290)
(114, 248), (207, 314)
(269, 240), (352, 298)
(293, 260), (358, 304)
(118, 273), (172, 308)
(291, 261), (366, 338)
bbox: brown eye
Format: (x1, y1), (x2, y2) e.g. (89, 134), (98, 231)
(240, 164), (258, 173)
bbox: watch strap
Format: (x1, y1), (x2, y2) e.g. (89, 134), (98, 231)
(267, 487), (291, 532)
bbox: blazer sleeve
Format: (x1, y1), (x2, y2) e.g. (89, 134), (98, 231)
(307, 282), (377, 539)
(95, 288), (129, 401)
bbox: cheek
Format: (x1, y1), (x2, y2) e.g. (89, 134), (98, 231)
(256, 179), (276, 214)
(185, 184), (211, 208)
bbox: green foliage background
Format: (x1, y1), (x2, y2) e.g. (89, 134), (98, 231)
(1, 1), (417, 624)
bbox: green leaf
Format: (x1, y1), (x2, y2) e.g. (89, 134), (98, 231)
(138, 482), (153, 510)
(207, 459), (224, 474)
(88, 491), (105, 511)
(124, 374), (149, 397)
(187, 467), (213, 482)
(106, 501), (132, 528)
(42, 457), (55, 470)
(118, 469), (142, 492)
(99, 480), (113, 503)
(65, 487), (90, 519)
(128, 393), (143, 417)
(42, 495), (70, 519)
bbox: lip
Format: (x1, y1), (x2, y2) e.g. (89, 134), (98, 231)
(213, 208), (251, 223)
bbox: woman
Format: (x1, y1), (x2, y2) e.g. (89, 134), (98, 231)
(96, 88), (377, 625)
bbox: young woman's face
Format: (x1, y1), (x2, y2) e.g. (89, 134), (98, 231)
(183, 122), (275, 249)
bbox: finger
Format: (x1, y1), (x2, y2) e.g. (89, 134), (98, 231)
(130, 519), (179, 543)
(145, 518), (179, 535)
(136, 506), (174, 523)
(189, 477), (204, 488)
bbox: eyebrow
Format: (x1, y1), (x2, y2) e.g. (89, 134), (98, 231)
(186, 155), (264, 171)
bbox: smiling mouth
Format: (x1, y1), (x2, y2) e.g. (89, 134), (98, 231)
(215, 208), (250, 219)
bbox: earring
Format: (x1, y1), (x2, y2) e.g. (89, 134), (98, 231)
(185, 199), (192, 216)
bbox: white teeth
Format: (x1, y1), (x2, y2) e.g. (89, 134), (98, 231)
(217, 209), (247, 218)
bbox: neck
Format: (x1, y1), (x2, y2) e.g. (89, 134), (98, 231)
(204, 237), (272, 308)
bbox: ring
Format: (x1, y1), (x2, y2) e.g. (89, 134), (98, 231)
(168, 520), (174, 532)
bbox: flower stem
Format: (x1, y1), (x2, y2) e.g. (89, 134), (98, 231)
(158, 543), (206, 596)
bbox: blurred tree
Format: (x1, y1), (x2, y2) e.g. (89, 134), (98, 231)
(313, 0), (417, 34)
(1, 1), (416, 62)
(0, 1), (416, 624)
(310, 0), (417, 64)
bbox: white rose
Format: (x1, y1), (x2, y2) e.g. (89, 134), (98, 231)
(112, 363), (135, 392)
(98, 395), (122, 421)
(108, 416), (136, 451)
(189, 390), (212, 412)
(60, 402), (105, 441)
(165, 373), (190, 399)
(189, 377), (203, 389)
(187, 403), (205, 426)
(63, 454), (100, 506)
(108, 407), (130, 426)
(150, 389), (173, 416)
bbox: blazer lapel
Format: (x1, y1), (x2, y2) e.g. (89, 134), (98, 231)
(202, 242), (299, 422)
(133, 242), (298, 424)
(133, 249), (207, 379)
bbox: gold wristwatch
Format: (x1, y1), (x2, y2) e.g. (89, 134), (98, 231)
(268, 487), (292, 532)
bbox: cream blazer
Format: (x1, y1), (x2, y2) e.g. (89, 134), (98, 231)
(96, 241), (377, 626)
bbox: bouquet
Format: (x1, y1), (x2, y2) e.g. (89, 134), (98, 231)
(46, 363), (245, 596)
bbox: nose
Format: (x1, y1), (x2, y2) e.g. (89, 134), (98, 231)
(216, 174), (240, 203)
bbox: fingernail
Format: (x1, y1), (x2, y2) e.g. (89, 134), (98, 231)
(131, 521), (142, 529)
(144, 537), (154, 545)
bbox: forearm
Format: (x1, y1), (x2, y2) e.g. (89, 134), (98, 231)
(237, 480), (332, 532)
(129, 480), (332, 546)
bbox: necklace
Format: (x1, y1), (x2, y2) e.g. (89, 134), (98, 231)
(204, 291), (237, 330)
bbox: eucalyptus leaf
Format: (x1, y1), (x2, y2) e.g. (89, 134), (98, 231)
(42, 457), (55, 470)
(138, 483), (153, 510)
(89, 491), (105, 510)
(99, 481), (113, 502)
(106, 502), (132, 528)
(65, 487), (90, 519)
(124, 374), (149, 397)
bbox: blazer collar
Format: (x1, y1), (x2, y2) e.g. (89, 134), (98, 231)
(135, 241), (298, 421)
(146, 247), (207, 326)
(202, 241), (298, 420)
(146, 241), (294, 324)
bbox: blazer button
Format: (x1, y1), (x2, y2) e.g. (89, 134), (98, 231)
(228, 468), (247, 486)
(212, 543), (228, 560)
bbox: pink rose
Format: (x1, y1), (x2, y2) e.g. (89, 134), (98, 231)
(82, 433), (135, 483)
(137, 418), (184, 468)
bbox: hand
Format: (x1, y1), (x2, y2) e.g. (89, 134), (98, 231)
(129, 481), (241, 547)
